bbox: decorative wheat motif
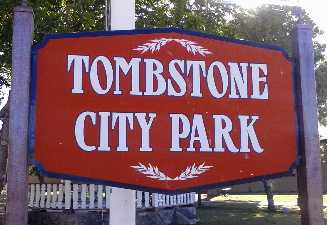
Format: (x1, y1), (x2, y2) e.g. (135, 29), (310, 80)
(133, 38), (173, 53)
(131, 162), (213, 181)
(131, 163), (173, 180)
(174, 163), (213, 181)
(173, 39), (212, 56)
(133, 38), (212, 56)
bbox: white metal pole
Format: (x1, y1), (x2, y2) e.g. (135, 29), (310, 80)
(110, 0), (135, 30)
(105, 0), (110, 31)
(109, 0), (136, 225)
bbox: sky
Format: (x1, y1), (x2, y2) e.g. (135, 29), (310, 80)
(229, 0), (327, 46)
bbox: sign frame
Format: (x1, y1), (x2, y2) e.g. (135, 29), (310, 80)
(29, 28), (300, 193)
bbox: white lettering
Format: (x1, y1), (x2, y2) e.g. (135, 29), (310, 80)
(67, 55), (89, 94)
(213, 115), (238, 153)
(186, 61), (206, 97)
(229, 62), (248, 98)
(207, 61), (228, 99)
(75, 111), (96, 151)
(90, 56), (114, 94)
(112, 113), (134, 151)
(170, 114), (190, 152)
(144, 59), (166, 95)
(135, 113), (156, 151)
(168, 60), (186, 96)
(98, 112), (111, 151)
(239, 115), (264, 153)
(187, 114), (212, 152)
(114, 57), (142, 95)
(250, 64), (268, 99)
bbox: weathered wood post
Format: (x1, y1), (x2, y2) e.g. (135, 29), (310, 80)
(6, 2), (34, 225)
(197, 192), (202, 207)
(263, 180), (275, 211)
(293, 17), (324, 225)
(109, 0), (136, 225)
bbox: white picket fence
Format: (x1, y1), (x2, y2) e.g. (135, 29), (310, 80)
(28, 180), (196, 210)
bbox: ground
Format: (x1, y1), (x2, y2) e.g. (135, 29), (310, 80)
(2, 193), (327, 224)
(194, 194), (327, 225)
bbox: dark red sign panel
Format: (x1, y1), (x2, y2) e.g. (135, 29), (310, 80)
(30, 29), (298, 192)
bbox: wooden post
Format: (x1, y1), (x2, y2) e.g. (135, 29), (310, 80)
(197, 192), (202, 207)
(6, 4), (33, 225)
(294, 23), (324, 225)
(263, 180), (275, 211)
(109, 0), (136, 225)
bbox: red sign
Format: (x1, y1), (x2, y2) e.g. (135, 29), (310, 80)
(31, 29), (298, 192)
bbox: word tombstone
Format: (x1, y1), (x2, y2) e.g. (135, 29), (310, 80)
(31, 29), (298, 192)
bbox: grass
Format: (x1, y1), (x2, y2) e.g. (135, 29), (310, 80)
(194, 194), (327, 225)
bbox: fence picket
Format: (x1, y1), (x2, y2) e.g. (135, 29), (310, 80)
(191, 192), (195, 203)
(28, 182), (195, 210)
(160, 194), (165, 207)
(51, 184), (57, 208)
(40, 184), (46, 208)
(57, 184), (64, 209)
(179, 194), (183, 205)
(136, 191), (142, 208)
(73, 184), (79, 209)
(144, 192), (150, 208)
(152, 193), (159, 207)
(64, 180), (71, 209)
(97, 185), (103, 209)
(170, 195), (174, 206)
(35, 184), (40, 208)
(105, 186), (110, 209)
(81, 184), (87, 209)
(89, 184), (95, 209)
(165, 195), (170, 206)
(45, 184), (51, 208)
(29, 184), (35, 207)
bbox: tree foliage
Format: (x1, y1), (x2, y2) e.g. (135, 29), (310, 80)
(228, 4), (325, 63)
(0, 0), (106, 83)
(316, 62), (327, 124)
(136, 0), (237, 35)
(228, 4), (327, 124)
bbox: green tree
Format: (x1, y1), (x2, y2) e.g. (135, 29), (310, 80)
(228, 4), (327, 124)
(0, 0), (106, 84)
(136, 0), (237, 35)
(316, 61), (327, 124)
(229, 4), (325, 63)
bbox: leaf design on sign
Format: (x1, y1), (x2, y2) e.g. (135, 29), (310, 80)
(131, 162), (213, 181)
(131, 163), (172, 180)
(133, 38), (212, 56)
(133, 38), (173, 53)
(174, 163), (213, 180)
(173, 39), (212, 56)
